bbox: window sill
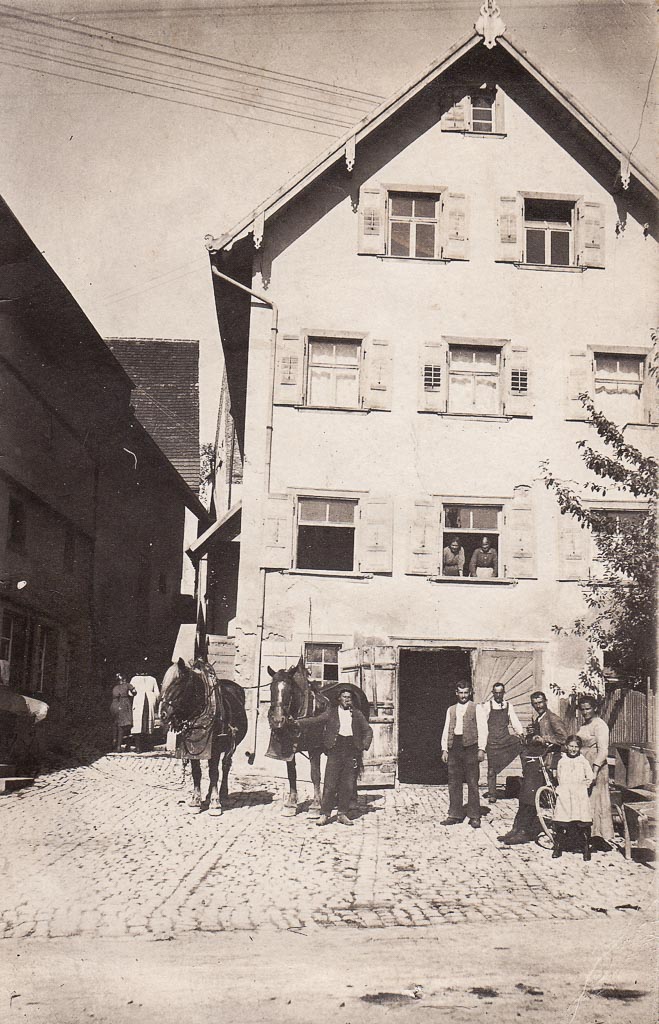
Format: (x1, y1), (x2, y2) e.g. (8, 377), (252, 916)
(290, 405), (371, 414)
(428, 576), (518, 585)
(418, 411), (519, 422)
(372, 255), (450, 264)
(444, 130), (508, 138)
(284, 569), (374, 580)
(509, 262), (585, 274)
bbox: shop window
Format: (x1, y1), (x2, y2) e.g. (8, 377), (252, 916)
(305, 642), (341, 684)
(296, 497), (357, 572)
(448, 344), (501, 415)
(442, 504), (501, 578)
(524, 198), (574, 266)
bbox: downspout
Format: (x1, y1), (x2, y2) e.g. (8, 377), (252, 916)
(211, 265), (278, 764)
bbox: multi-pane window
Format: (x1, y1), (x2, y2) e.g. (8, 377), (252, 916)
(471, 92), (495, 132)
(389, 192), (440, 259)
(307, 338), (361, 409)
(305, 642), (341, 685)
(442, 504), (501, 578)
(524, 198), (574, 266)
(448, 345), (501, 415)
(296, 497), (357, 572)
(594, 353), (645, 423)
(7, 497), (26, 553)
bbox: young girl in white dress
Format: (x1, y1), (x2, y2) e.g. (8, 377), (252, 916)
(552, 735), (594, 861)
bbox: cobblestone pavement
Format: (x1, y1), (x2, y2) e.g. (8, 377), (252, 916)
(1, 746), (653, 941)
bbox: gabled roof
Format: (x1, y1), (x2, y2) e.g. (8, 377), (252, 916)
(206, 25), (658, 255)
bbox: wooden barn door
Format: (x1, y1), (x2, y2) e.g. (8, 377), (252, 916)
(473, 649), (540, 732)
(338, 645), (397, 786)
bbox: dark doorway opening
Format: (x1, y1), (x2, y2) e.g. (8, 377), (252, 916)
(398, 647), (472, 784)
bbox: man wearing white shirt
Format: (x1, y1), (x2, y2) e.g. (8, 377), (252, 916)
(484, 683), (524, 802)
(440, 681), (488, 828)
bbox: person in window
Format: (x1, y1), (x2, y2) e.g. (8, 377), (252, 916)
(469, 535), (498, 578)
(443, 537), (465, 577)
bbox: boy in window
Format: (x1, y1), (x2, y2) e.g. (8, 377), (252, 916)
(469, 535), (498, 578)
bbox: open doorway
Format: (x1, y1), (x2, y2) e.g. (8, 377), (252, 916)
(398, 647), (472, 784)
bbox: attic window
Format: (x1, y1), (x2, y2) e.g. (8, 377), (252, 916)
(441, 89), (503, 134)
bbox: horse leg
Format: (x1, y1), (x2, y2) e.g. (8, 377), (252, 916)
(282, 757), (298, 816)
(189, 759), (202, 813)
(308, 748), (322, 818)
(208, 751), (222, 817)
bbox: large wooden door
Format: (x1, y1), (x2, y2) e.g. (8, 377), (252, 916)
(338, 645), (397, 786)
(473, 649), (540, 731)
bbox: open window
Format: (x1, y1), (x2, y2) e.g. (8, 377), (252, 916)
(296, 497), (357, 572)
(441, 87), (504, 134)
(442, 504), (501, 578)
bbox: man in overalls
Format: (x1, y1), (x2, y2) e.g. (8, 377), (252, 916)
(484, 682), (524, 802)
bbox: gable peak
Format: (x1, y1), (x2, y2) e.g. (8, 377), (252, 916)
(475, 0), (506, 50)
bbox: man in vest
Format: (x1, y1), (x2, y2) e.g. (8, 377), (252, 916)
(313, 687), (373, 827)
(440, 681), (488, 828)
(484, 682), (524, 802)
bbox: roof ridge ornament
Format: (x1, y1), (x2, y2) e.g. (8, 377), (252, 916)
(475, 0), (506, 49)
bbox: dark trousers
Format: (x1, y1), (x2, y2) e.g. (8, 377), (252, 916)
(447, 738), (480, 820)
(511, 802), (540, 837)
(487, 765), (498, 796)
(320, 736), (359, 816)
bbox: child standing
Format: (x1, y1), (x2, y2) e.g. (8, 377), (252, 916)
(552, 735), (595, 861)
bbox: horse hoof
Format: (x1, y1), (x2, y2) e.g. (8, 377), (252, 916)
(308, 807), (321, 819)
(188, 803), (202, 814)
(281, 805), (298, 817)
(208, 803), (223, 817)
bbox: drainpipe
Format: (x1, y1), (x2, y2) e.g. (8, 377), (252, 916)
(210, 264), (278, 763)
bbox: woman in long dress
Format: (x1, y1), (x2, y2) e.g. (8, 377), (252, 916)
(577, 695), (615, 849)
(130, 671), (160, 753)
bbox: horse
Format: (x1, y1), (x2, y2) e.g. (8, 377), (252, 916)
(266, 657), (370, 818)
(160, 657), (247, 816)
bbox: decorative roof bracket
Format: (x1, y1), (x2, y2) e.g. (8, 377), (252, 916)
(619, 155), (631, 191)
(345, 136), (356, 173)
(475, 0), (506, 50)
(253, 210), (265, 250)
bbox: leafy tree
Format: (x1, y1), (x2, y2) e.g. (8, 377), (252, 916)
(199, 442), (217, 505)
(542, 383), (657, 696)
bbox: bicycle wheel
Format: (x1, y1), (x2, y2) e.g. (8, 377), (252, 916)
(535, 785), (557, 843)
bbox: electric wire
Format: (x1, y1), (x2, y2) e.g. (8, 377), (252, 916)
(0, 41), (354, 129)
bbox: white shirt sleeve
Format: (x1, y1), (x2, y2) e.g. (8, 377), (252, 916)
(441, 710), (450, 753)
(476, 703), (488, 750)
(508, 702), (524, 736)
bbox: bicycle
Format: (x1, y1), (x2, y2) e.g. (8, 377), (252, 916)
(528, 754), (558, 848)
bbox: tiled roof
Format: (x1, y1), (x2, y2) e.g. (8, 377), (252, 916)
(105, 338), (200, 491)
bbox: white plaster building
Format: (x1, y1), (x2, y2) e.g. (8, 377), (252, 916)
(203, 9), (657, 785)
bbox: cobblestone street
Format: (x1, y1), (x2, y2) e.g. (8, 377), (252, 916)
(1, 746), (653, 942)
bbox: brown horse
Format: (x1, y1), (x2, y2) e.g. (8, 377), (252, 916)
(160, 658), (247, 816)
(266, 657), (370, 818)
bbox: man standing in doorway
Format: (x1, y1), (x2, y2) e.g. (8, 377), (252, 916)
(440, 681), (488, 828)
(484, 683), (524, 802)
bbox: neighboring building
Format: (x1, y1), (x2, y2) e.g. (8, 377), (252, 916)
(105, 336), (201, 602)
(204, 9), (658, 783)
(0, 196), (208, 736)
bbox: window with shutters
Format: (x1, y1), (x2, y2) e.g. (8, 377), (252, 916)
(524, 198), (574, 266)
(590, 507), (646, 570)
(305, 642), (341, 684)
(441, 88), (504, 133)
(442, 504), (501, 579)
(389, 192), (440, 259)
(307, 337), (361, 409)
(296, 497), (357, 572)
(593, 352), (645, 423)
(448, 345), (501, 415)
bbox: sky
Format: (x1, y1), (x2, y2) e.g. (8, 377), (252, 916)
(0, 0), (656, 442)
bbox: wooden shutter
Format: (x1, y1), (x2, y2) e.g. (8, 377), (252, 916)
(576, 199), (605, 269)
(262, 495), (292, 568)
(473, 649), (539, 731)
(358, 185), (386, 255)
(557, 516), (589, 580)
(441, 97), (470, 131)
(503, 345), (532, 417)
(505, 484), (536, 579)
(494, 89), (505, 133)
(273, 333), (304, 405)
(407, 497), (439, 575)
(339, 645), (397, 786)
(441, 192), (469, 260)
(497, 195), (522, 262)
(359, 498), (393, 573)
(418, 340), (447, 413)
(363, 338), (392, 411)
(566, 350), (592, 420)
